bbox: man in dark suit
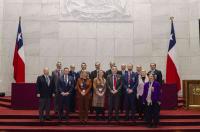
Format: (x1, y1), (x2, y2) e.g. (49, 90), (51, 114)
(118, 64), (126, 76)
(77, 62), (91, 79)
(118, 64), (127, 113)
(90, 62), (101, 81)
(52, 61), (63, 114)
(136, 65), (142, 76)
(59, 67), (74, 121)
(124, 64), (138, 121)
(148, 63), (163, 85)
(36, 67), (55, 122)
(69, 64), (77, 112)
(107, 66), (122, 121)
(105, 61), (115, 79)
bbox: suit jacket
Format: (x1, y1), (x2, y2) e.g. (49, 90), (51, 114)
(106, 74), (122, 94)
(124, 71), (138, 93)
(90, 70), (106, 81)
(142, 81), (161, 104)
(118, 70), (126, 77)
(36, 75), (55, 98)
(137, 75), (148, 96)
(69, 71), (78, 85)
(105, 69), (121, 79)
(148, 69), (163, 85)
(76, 78), (92, 96)
(118, 70), (127, 89)
(77, 70), (91, 79)
(52, 69), (63, 92)
(59, 75), (74, 94)
(90, 70), (98, 82)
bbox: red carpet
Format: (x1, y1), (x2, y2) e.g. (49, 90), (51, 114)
(0, 96), (200, 132)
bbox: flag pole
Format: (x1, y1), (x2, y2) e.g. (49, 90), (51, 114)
(19, 16), (21, 23)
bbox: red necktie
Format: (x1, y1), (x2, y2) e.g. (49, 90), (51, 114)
(114, 75), (117, 90)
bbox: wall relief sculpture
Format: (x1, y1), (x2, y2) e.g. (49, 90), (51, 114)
(60, 0), (132, 21)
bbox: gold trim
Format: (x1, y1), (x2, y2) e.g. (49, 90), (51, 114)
(189, 105), (200, 107)
(182, 80), (200, 109)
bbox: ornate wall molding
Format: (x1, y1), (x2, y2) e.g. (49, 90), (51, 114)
(60, 0), (132, 22)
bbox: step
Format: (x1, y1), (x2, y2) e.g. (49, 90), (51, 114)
(0, 119), (200, 126)
(0, 113), (200, 119)
(0, 101), (11, 108)
(1, 125), (200, 132)
(0, 96), (11, 103)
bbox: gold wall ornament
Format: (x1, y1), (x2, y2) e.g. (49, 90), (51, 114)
(183, 80), (200, 109)
(193, 87), (200, 96)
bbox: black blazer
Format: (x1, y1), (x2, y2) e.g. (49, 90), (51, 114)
(36, 75), (55, 98)
(106, 74), (122, 93)
(104, 69), (123, 79)
(90, 70), (106, 81)
(148, 69), (163, 85)
(69, 71), (78, 81)
(105, 69), (121, 79)
(90, 70), (98, 81)
(105, 69), (112, 79)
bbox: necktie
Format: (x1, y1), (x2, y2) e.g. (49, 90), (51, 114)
(114, 75), (117, 90)
(45, 76), (50, 86)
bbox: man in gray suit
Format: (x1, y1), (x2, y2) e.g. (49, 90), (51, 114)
(107, 66), (122, 121)
(52, 61), (63, 115)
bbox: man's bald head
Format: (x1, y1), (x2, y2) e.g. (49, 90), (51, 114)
(43, 67), (49, 75)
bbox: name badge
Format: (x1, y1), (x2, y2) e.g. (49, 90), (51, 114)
(99, 88), (103, 93)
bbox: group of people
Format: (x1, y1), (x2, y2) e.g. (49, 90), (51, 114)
(36, 61), (163, 128)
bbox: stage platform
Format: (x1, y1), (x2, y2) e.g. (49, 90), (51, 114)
(0, 96), (200, 132)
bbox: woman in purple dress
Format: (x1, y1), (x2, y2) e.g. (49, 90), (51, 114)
(142, 73), (161, 128)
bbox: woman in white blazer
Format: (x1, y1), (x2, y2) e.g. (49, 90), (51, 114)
(136, 70), (148, 119)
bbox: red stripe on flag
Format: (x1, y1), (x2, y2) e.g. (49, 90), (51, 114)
(166, 54), (181, 91)
(13, 46), (25, 82)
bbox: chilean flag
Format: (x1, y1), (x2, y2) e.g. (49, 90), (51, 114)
(166, 19), (181, 91)
(13, 17), (25, 83)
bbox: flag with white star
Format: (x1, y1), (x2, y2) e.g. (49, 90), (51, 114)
(166, 19), (181, 91)
(13, 17), (25, 82)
